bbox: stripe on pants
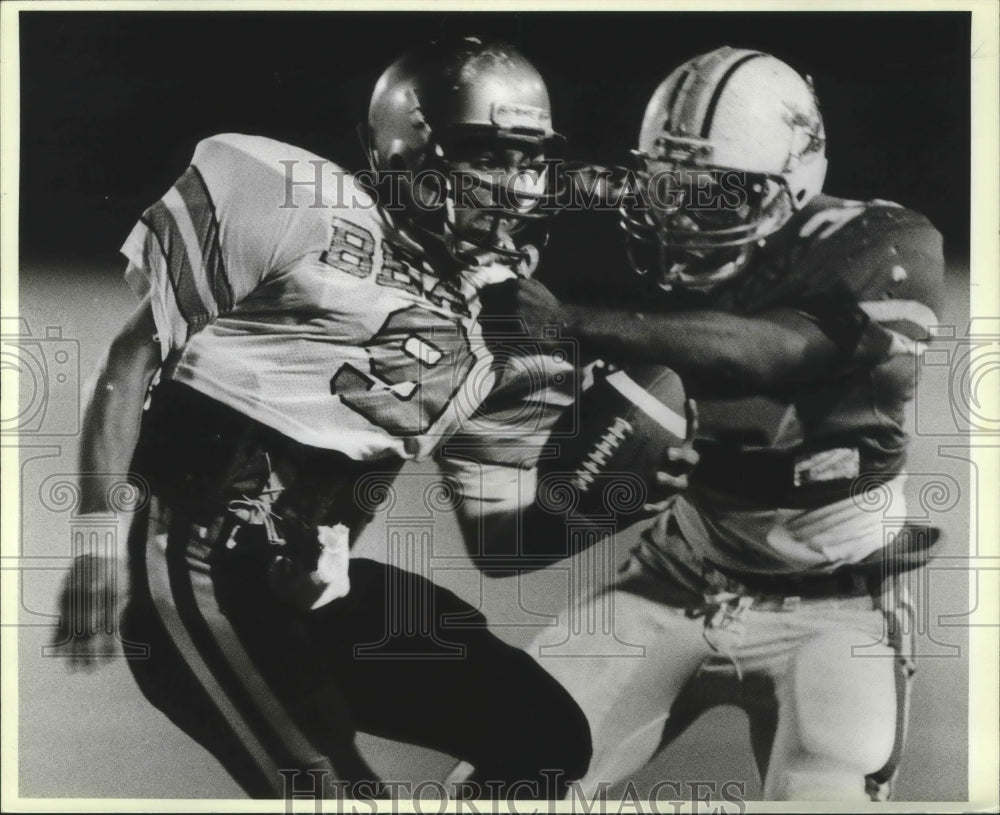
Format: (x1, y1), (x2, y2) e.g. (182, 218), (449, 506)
(866, 574), (917, 800)
(144, 531), (280, 787)
(145, 521), (336, 794)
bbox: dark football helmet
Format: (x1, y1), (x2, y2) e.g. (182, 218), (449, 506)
(363, 36), (565, 271)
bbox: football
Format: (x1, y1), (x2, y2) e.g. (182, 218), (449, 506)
(536, 364), (688, 527)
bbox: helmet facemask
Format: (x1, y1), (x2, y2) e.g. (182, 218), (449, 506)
(621, 140), (796, 292)
(410, 128), (565, 271)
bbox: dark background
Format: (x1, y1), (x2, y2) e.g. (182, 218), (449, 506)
(20, 11), (970, 271)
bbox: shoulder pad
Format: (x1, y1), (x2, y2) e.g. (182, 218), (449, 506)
(793, 195), (937, 244)
(765, 195), (941, 272)
(191, 133), (375, 211)
(738, 195), (943, 317)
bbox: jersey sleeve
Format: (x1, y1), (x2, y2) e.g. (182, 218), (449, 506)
(789, 201), (945, 364)
(438, 454), (538, 519)
(121, 133), (339, 360)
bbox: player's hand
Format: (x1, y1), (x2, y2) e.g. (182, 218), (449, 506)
(52, 554), (129, 670)
(479, 278), (567, 343)
(643, 398), (700, 513)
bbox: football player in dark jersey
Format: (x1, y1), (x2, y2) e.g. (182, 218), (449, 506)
(481, 47), (945, 801)
(51, 37), (591, 800)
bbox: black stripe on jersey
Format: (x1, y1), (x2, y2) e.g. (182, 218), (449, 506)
(700, 52), (766, 138)
(181, 165), (233, 314)
(140, 205), (210, 336)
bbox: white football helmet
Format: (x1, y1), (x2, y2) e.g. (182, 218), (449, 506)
(363, 36), (565, 269)
(621, 46), (828, 290)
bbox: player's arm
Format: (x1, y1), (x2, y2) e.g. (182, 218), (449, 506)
(54, 297), (161, 667)
(438, 399), (698, 575)
(437, 454), (582, 576)
(482, 278), (891, 397)
(80, 297), (162, 514)
(54, 136), (298, 663)
(561, 306), (845, 395)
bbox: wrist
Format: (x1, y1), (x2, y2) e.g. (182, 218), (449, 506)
(73, 511), (135, 565)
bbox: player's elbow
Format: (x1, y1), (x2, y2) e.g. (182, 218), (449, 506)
(460, 505), (576, 576)
(467, 535), (568, 578)
(455, 511), (522, 577)
(716, 332), (811, 394)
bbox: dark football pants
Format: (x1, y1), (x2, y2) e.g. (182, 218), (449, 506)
(122, 380), (591, 799)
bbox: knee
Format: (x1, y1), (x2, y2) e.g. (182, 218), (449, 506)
(787, 632), (897, 772)
(776, 760), (871, 801)
(473, 701), (591, 798)
(520, 687), (593, 782)
(555, 705), (594, 781)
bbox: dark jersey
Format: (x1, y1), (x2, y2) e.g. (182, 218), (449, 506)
(679, 195), (944, 502)
(542, 194), (944, 505)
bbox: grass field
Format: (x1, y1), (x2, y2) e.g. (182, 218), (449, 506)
(13, 262), (973, 803)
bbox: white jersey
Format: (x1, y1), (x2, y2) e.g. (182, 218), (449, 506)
(123, 133), (573, 461)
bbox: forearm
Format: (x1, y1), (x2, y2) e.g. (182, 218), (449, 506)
(456, 500), (585, 575)
(78, 372), (150, 515)
(561, 305), (827, 395)
(443, 456), (603, 575)
(55, 301), (161, 659)
(79, 302), (161, 516)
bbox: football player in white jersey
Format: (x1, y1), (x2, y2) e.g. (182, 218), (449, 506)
(478, 47), (944, 801)
(52, 37), (591, 800)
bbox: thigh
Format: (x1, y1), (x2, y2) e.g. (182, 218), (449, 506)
(763, 625), (898, 801)
(122, 597), (284, 799)
(529, 568), (715, 792)
(314, 558), (592, 784)
(129, 402), (393, 798)
(127, 512), (370, 799)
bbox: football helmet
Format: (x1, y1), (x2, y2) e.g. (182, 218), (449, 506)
(363, 36), (565, 270)
(621, 46), (828, 290)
